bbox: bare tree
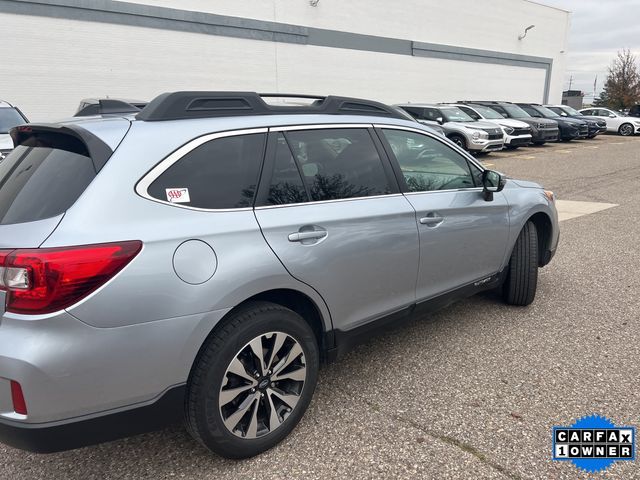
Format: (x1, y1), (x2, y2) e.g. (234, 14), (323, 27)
(595, 49), (640, 109)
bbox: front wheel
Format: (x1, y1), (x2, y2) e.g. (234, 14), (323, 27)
(618, 123), (634, 136)
(503, 221), (538, 306)
(185, 301), (319, 458)
(449, 134), (467, 150)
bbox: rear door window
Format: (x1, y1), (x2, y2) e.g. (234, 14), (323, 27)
(283, 128), (394, 201)
(147, 133), (266, 209)
(0, 133), (96, 225)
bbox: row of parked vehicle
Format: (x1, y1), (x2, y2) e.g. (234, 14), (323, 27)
(394, 101), (640, 154)
(1, 98), (639, 160)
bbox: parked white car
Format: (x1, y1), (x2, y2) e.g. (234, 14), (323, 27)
(579, 107), (640, 136)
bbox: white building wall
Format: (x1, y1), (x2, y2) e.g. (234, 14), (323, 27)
(0, 0), (569, 121)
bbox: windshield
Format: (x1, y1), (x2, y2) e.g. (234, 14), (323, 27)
(0, 108), (26, 134)
(441, 107), (475, 122)
(561, 106), (580, 115)
(537, 106), (560, 117)
(501, 104), (531, 118)
(471, 105), (504, 119)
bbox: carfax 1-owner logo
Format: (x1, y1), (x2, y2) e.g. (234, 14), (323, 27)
(553, 415), (636, 473)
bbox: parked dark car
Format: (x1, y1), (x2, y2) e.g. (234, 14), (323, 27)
(629, 105), (640, 118)
(545, 105), (606, 138)
(460, 101), (559, 145)
(517, 103), (588, 141)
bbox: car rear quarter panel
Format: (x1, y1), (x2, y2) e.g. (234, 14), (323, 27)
(40, 120), (333, 331)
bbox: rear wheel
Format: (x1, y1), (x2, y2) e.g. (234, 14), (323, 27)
(503, 221), (538, 306)
(185, 301), (319, 458)
(618, 123), (634, 136)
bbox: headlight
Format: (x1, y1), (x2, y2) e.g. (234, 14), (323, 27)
(502, 126), (514, 135)
(472, 131), (481, 140)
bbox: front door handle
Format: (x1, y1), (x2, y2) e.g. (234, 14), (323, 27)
(288, 230), (327, 242)
(419, 213), (444, 227)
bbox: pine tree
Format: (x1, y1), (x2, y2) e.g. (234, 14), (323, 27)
(596, 49), (640, 109)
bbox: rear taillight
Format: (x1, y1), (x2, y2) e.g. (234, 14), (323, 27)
(10, 380), (27, 415)
(0, 241), (142, 315)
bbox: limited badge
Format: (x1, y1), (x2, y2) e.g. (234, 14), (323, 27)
(165, 188), (190, 203)
(553, 414), (636, 473)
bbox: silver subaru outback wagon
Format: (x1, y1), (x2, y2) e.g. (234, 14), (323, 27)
(0, 92), (559, 458)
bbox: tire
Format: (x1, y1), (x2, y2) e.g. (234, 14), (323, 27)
(449, 134), (467, 150)
(618, 123), (634, 136)
(185, 301), (319, 458)
(532, 141), (545, 146)
(505, 145), (519, 150)
(503, 221), (538, 306)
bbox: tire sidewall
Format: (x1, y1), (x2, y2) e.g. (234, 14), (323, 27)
(189, 306), (319, 458)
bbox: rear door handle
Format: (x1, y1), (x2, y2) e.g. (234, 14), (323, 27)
(288, 230), (328, 242)
(419, 213), (444, 227)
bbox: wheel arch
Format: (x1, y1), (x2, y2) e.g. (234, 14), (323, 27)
(200, 288), (332, 363)
(527, 211), (553, 266)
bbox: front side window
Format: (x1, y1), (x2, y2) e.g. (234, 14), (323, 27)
(520, 105), (542, 118)
(284, 128), (393, 202)
(147, 133), (265, 209)
(458, 106), (481, 120)
(382, 129), (476, 192)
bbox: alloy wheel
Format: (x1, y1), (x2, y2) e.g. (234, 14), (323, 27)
(219, 331), (307, 439)
(620, 124), (633, 136)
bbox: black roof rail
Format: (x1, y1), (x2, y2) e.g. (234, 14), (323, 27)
(136, 91), (407, 121)
(75, 99), (143, 117)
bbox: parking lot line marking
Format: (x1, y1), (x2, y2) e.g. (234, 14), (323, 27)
(555, 200), (618, 222)
(483, 163), (495, 167)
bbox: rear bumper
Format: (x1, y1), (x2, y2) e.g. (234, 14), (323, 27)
(0, 386), (184, 453)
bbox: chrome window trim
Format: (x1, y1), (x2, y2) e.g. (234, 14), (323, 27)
(254, 192), (404, 210)
(269, 123), (372, 132)
(135, 127), (268, 212)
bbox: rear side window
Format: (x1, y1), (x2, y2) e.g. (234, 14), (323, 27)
(147, 133), (266, 209)
(284, 128), (393, 202)
(0, 133), (96, 225)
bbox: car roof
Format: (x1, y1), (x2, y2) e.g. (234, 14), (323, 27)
(0, 100), (15, 108)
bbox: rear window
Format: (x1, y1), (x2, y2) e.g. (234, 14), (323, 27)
(0, 133), (96, 225)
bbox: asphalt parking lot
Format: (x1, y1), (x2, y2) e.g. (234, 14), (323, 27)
(2, 134), (639, 480)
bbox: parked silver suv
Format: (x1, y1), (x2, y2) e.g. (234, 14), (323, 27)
(396, 104), (505, 153)
(0, 92), (559, 458)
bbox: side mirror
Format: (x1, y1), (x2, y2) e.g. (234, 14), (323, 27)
(482, 170), (506, 201)
(609, 114), (616, 118)
(436, 117), (444, 125)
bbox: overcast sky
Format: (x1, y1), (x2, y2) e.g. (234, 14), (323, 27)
(538, 0), (640, 100)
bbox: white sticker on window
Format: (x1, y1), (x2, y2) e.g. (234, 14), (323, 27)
(165, 188), (191, 203)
